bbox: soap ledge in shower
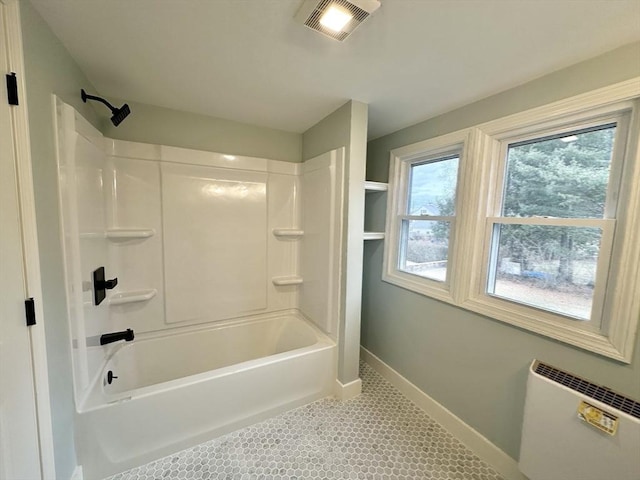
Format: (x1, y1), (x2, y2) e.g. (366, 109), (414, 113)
(109, 289), (157, 306)
(271, 276), (303, 286)
(106, 228), (155, 240)
(272, 229), (304, 238)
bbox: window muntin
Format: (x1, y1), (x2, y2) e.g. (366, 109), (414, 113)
(398, 153), (460, 284)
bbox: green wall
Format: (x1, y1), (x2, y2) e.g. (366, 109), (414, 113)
(20, 1), (102, 478)
(303, 100), (369, 384)
(103, 100), (302, 163)
(362, 41), (640, 460)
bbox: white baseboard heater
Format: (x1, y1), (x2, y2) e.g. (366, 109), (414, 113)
(519, 360), (640, 480)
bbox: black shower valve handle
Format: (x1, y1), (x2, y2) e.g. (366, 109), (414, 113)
(103, 277), (118, 290)
(93, 266), (118, 305)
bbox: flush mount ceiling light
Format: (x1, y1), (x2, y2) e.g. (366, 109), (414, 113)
(319, 5), (353, 32)
(295, 0), (381, 41)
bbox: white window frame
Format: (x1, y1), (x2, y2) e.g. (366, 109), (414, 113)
(383, 79), (640, 363)
(383, 129), (471, 304)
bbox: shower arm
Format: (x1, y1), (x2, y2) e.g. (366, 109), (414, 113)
(81, 89), (117, 113)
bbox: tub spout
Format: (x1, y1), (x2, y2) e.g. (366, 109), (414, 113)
(100, 328), (134, 346)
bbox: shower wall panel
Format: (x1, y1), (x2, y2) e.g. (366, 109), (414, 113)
(300, 149), (344, 336)
(74, 134), (110, 382)
(56, 99), (343, 406)
(161, 163), (268, 324)
(105, 156), (164, 334)
(267, 172), (302, 312)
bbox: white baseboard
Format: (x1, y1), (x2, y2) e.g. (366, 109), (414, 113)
(334, 377), (362, 400)
(360, 347), (527, 480)
(70, 465), (83, 480)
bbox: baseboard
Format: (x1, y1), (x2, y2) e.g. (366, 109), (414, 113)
(360, 347), (527, 480)
(70, 465), (83, 480)
(334, 377), (362, 400)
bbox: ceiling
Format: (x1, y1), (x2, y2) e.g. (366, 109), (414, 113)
(30, 0), (640, 139)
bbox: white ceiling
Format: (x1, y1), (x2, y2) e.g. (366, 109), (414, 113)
(30, 0), (640, 139)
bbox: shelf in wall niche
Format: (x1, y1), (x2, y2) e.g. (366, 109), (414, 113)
(363, 232), (385, 240)
(108, 289), (157, 306)
(364, 181), (388, 192)
(79, 231), (106, 239)
(272, 229), (304, 238)
(271, 276), (303, 286)
(106, 229), (155, 240)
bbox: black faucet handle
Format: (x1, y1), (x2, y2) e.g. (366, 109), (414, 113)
(93, 266), (118, 305)
(125, 328), (134, 341)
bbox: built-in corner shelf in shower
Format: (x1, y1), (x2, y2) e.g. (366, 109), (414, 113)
(271, 276), (303, 286)
(108, 289), (157, 306)
(106, 228), (155, 240)
(272, 229), (304, 238)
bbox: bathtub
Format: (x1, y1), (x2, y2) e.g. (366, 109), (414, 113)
(76, 311), (336, 479)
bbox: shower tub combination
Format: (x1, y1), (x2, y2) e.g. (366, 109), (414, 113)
(55, 98), (345, 478)
(77, 311), (335, 479)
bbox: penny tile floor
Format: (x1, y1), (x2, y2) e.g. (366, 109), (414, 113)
(107, 362), (504, 480)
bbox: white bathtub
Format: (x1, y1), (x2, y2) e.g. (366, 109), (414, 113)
(76, 311), (336, 479)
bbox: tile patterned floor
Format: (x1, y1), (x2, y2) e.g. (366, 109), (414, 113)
(107, 362), (504, 480)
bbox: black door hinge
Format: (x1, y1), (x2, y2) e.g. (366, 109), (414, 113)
(6, 72), (18, 105)
(25, 298), (36, 326)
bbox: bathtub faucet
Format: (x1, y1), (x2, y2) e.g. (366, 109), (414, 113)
(100, 328), (134, 346)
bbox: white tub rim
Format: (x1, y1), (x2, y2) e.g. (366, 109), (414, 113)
(79, 309), (334, 413)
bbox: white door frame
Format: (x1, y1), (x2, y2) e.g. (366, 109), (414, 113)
(1, 0), (56, 477)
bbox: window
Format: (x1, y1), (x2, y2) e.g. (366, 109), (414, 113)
(384, 130), (468, 303)
(486, 122), (622, 326)
(384, 81), (640, 362)
(399, 153), (459, 283)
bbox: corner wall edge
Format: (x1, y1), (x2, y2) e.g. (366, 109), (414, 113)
(360, 346), (527, 480)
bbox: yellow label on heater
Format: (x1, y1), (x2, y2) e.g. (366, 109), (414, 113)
(577, 401), (618, 435)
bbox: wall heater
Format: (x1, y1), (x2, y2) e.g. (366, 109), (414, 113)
(519, 360), (640, 480)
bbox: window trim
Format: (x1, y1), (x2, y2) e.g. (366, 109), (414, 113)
(480, 112), (628, 331)
(383, 129), (471, 304)
(382, 78), (640, 363)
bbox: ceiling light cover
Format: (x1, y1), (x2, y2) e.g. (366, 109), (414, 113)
(319, 5), (353, 32)
(295, 0), (381, 41)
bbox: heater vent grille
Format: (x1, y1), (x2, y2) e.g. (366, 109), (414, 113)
(534, 361), (640, 420)
(304, 0), (370, 41)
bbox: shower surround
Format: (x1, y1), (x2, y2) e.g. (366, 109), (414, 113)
(54, 99), (344, 478)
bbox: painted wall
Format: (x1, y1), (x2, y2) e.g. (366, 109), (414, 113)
(303, 100), (368, 384)
(362, 41), (640, 460)
(19, 0), (102, 478)
(103, 100), (302, 163)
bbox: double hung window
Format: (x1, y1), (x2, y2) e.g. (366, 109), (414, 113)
(384, 131), (467, 303)
(484, 119), (625, 328)
(383, 84), (640, 362)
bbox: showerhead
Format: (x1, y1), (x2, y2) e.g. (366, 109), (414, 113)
(110, 103), (130, 126)
(81, 89), (131, 127)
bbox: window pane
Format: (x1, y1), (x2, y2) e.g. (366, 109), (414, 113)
(487, 224), (602, 320)
(408, 155), (459, 216)
(502, 125), (616, 218)
(399, 220), (450, 282)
